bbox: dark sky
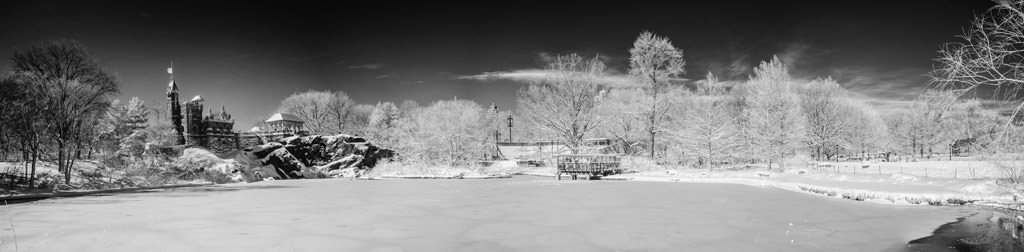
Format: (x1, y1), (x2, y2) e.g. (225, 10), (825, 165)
(0, 1), (997, 129)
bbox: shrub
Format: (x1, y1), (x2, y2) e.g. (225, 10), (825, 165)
(177, 148), (220, 172)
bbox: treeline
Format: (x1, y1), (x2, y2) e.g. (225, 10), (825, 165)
(273, 32), (1019, 172)
(268, 90), (507, 166)
(0, 41), (191, 189)
(0, 41), (121, 187)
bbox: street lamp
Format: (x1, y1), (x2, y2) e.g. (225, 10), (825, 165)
(506, 115), (513, 142)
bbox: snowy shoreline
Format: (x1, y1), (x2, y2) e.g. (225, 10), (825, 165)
(606, 174), (1019, 210)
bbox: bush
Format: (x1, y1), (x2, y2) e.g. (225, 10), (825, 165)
(991, 159), (1024, 184)
(177, 148), (220, 172)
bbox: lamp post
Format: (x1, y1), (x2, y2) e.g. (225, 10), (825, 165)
(507, 115), (513, 142)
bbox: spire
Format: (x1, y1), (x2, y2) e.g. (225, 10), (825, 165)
(166, 61), (178, 94)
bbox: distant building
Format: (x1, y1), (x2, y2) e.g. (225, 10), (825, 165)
(264, 113), (304, 132)
(165, 66), (240, 153)
(163, 65), (306, 153)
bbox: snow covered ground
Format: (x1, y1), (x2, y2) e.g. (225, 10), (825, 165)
(0, 176), (970, 251)
(809, 159), (1007, 179)
(604, 165), (1022, 209)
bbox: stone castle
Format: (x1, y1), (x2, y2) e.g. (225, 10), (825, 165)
(166, 67), (305, 154)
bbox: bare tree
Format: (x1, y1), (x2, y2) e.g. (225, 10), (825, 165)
(799, 77), (854, 161)
(0, 73), (46, 187)
(932, 0), (1024, 131)
(517, 54), (604, 153)
(629, 31), (686, 160)
(327, 91), (354, 134)
(744, 56), (805, 171)
(11, 40), (119, 184)
(278, 90), (334, 134)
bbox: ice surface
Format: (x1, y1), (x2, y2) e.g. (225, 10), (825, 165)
(0, 177), (967, 251)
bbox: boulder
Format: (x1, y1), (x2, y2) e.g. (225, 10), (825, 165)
(238, 134), (395, 181)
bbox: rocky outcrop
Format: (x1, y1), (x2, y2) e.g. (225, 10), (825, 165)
(236, 134), (395, 181)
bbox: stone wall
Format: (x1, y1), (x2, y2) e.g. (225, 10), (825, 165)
(238, 134), (262, 150)
(205, 134), (238, 154)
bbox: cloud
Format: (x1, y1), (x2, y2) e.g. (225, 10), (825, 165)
(458, 69), (647, 88)
(348, 63), (385, 70)
(373, 74), (391, 79)
(825, 67), (929, 112)
(776, 42), (811, 68)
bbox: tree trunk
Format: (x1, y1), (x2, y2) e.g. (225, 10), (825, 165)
(649, 131), (655, 160)
(59, 141), (70, 185)
(816, 146), (821, 161)
(29, 148), (37, 189)
(23, 148), (29, 180)
(779, 152), (786, 171)
(707, 142), (713, 173)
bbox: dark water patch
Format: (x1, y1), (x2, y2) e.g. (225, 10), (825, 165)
(907, 209), (1024, 252)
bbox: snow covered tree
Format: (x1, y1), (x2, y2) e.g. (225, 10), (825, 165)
(595, 88), (647, 155)
(886, 90), (958, 159)
(399, 100), (421, 117)
(278, 90), (334, 134)
(124, 97), (149, 131)
(726, 81), (760, 163)
(629, 31), (686, 160)
(915, 90), (958, 158)
(347, 104), (376, 135)
(843, 100), (889, 159)
(678, 72), (737, 171)
(517, 54), (604, 153)
(744, 56), (805, 171)
(395, 99), (487, 165)
(116, 130), (149, 162)
(367, 102), (400, 146)
(799, 77), (854, 161)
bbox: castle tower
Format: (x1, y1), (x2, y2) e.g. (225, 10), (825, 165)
(166, 64), (185, 145)
(184, 95), (205, 145)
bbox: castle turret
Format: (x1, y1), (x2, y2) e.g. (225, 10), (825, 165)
(166, 64), (185, 145)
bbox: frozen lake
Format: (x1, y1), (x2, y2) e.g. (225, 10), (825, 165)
(0, 177), (970, 252)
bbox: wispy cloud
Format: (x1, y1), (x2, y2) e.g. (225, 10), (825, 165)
(349, 63), (385, 70)
(399, 80), (425, 85)
(373, 74), (391, 79)
(777, 42), (812, 69)
(826, 67), (928, 112)
(458, 69), (648, 88)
